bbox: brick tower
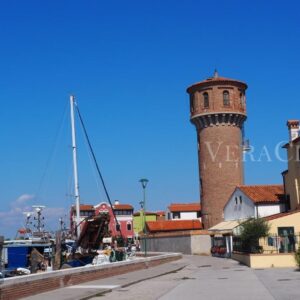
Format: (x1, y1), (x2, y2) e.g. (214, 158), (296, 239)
(187, 71), (248, 228)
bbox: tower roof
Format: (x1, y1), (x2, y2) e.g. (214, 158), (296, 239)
(187, 72), (247, 93)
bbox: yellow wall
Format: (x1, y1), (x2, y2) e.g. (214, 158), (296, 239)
(133, 213), (157, 235)
(232, 253), (296, 268)
(285, 140), (300, 210)
(267, 211), (300, 234)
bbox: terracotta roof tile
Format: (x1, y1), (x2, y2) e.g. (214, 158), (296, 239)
(113, 204), (133, 210)
(263, 210), (300, 221)
(237, 185), (284, 203)
(187, 76), (247, 92)
(71, 204), (95, 211)
(133, 211), (157, 217)
(146, 220), (202, 233)
(156, 211), (166, 216)
(168, 203), (201, 212)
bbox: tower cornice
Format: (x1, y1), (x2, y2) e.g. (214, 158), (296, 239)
(187, 77), (247, 94)
(191, 112), (247, 130)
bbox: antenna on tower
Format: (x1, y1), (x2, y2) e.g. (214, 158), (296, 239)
(213, 69), (219, 78)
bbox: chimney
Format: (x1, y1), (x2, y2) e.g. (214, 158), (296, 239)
(287, 120), (300, 141)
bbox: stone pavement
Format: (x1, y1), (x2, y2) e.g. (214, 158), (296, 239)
(23, 255), (300, 300)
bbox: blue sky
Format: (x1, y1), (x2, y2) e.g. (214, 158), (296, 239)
(0, 0), (299, 237)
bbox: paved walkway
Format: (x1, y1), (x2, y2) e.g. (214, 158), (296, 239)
(23, 255), (300, 300)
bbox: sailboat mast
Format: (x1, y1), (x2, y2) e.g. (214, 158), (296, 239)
(70, 95), (81, 237)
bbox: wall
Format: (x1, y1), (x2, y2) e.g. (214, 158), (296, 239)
(267, 211), (300, 234)
(257, 204), (284, 218)
(285, 140), (300, 210)
(133, 214), (157, 236)
(232, 252), (296, 268)
(0, 253), (182, 300)
(143, 231), (211, 255)
(180, 212), (199, 220)
(224, 189), (254, 221)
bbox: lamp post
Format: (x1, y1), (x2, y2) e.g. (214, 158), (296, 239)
(139, 178), (149, 257)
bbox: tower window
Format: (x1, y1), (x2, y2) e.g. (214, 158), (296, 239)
(223, 91), (230, 107)
(203, 92), (209, 108)
(190, 94), (194, 112)
(240, 92), (245, 108)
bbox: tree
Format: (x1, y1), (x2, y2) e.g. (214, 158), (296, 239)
(239, 218), (270, 253)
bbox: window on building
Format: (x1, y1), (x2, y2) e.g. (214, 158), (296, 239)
(223, 91), (230, 106)
(173, 212), (180, 219)
(203, 92), (209, 108)
(197, 211), (201, 218)
(235, 197), (238, 205)
(127, 223), (132, 231)
(239, 196), (242, 204)
(116, 223), (120, 231)
(190, 94), (194, 113)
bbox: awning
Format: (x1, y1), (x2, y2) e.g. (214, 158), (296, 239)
(208, 220), (244, 235)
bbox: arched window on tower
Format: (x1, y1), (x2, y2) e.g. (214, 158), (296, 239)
(223, 91), (230, 107)
(203, 92), (209, 108)
(190, 94), (194, 113)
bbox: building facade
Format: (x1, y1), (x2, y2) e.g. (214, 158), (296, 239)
(166, 203), (201, 221)
(282, 120), (300, 211)
(94, 201), (134, 242)
(223, 185), (286, 221)
(187, 71), (248, 228)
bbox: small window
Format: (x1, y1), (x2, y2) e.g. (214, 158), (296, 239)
(223, 91), (230, 106)
(116, 223), (120, 231)
(173, 212), (180, 219)
(235, 197), (238, 205)
(239, 196), (242, 204)
(203, 92), (209, 108)
(127, 223), (132, 231)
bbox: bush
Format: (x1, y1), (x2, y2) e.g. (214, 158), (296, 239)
(238, 218), (270, 253)
(294, 245), (300, 269)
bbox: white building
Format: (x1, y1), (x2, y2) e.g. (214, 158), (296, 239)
(223, 185), (286, 221)
(209, 185), (286, 257)
(167, 203), (201, 221)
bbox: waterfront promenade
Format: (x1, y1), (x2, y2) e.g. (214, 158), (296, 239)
(21, 255), (300, 300)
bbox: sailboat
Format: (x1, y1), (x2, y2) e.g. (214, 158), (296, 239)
(58, 96), (116, 268)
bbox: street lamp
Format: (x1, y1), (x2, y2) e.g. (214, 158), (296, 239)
(139, 178), (149, 257)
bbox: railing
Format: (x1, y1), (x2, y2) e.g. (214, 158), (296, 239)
(233, 234), (299, 254)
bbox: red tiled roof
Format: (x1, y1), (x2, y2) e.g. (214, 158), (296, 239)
(156, 211), (166, 216)
(113, 204), (133, 210)
(264, 210), (300, 221)
(71, 204), (95, 211)
(168, 203), (201, 212)
(146, 220), (202, 233)
(287, 120), (299, 128)
(133, 211), (157, 217)
(187, 76), (247, 92)
(237, 185), (284, 203)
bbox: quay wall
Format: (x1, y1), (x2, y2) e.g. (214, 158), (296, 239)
(0, 252), (182, 300)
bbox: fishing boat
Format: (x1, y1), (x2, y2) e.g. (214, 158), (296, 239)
(1, 206), (54, 277)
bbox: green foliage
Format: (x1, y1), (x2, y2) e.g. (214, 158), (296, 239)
(239, 218), (270, 253)
(294, 245), (300, 269)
